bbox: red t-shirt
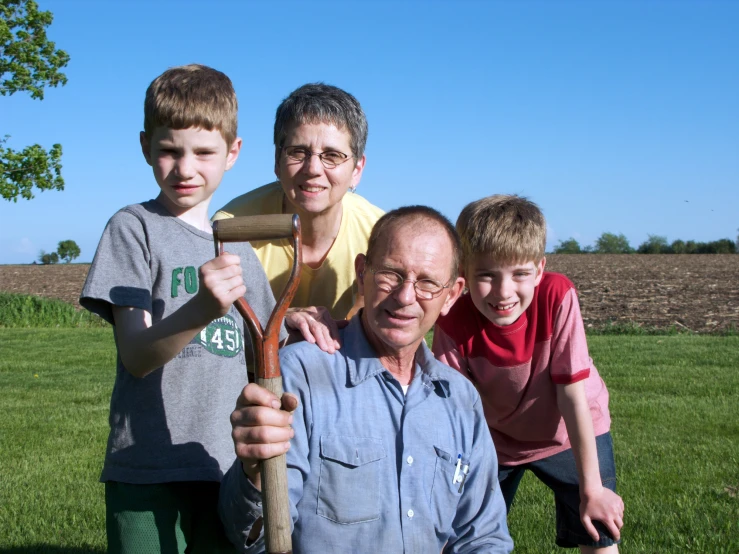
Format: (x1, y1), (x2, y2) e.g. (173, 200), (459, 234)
(433, 272), (611, 466)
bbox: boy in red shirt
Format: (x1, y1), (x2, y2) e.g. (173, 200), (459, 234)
(433, 195), (624, 553)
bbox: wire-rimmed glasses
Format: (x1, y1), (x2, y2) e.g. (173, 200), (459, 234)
(282, 146), (353, 169)
(368, 267), (451, 300)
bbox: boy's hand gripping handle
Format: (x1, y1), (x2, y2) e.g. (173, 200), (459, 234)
(213, 214), (301, 554)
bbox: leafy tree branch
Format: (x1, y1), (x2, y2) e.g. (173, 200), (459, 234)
(1, 0), (69, 99)
(1, 136), (63, 200)
(1, 0), (69, 201)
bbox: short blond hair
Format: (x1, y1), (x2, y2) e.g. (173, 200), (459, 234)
(456, 194), (546, 266)
(143, 64), (238, 146)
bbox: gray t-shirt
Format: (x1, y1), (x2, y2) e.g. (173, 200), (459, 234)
(81, 200), (286, 484)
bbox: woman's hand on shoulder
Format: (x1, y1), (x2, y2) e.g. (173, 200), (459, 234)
(285, 306), (347, 354)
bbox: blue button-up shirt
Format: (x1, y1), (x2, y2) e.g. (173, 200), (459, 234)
(219, 316), (513, 553)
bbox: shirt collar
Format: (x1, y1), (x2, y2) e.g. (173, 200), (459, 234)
(342, 313), (450, 396)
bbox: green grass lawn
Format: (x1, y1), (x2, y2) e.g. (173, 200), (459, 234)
(1, 330), (737, 552)
(0, 329), (114, 553)
(508, 335), (739, 553)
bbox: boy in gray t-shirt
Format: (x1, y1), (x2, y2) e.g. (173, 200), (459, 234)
(80, 64), (285, 553)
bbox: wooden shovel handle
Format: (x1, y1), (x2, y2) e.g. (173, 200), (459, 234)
(258, 376), (293, 554)
(212, 214), (295, 242)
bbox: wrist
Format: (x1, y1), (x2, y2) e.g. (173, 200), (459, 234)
(186, 293), (221, 328)
(241, 460), (262, 491)
(580, 482), (604, 500)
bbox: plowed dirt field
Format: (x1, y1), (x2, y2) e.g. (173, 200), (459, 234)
(1, 254), (738, 333)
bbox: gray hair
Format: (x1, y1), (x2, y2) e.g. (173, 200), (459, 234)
(273, 83), (368, 164)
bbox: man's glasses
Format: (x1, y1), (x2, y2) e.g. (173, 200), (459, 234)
(368, 267), (451, 300)
(282, 146), (353, 169)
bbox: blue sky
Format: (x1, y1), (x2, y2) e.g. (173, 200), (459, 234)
(1, 0), (737, 264)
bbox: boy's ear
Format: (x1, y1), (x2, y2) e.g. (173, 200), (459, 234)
(534, 257), (547, 286)
(225, 137), (242, 171)
(140, 132), (152, 166)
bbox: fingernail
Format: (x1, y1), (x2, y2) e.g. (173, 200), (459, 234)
(271, 400), (281, 409)
(288, 414), (293, 424)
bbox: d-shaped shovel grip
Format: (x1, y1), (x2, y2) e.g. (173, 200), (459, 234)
(213, 214), (301, 554)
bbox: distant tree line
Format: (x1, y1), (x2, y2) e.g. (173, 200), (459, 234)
(38, 239), (80, 264)
(553, 231), (738, 254)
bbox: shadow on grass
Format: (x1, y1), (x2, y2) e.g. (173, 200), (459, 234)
(0, 544), (105, 554)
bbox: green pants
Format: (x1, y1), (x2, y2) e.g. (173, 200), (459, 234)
(105, 481), (238, 554)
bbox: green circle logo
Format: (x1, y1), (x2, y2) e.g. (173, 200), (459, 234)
(197, 314), (243, 358)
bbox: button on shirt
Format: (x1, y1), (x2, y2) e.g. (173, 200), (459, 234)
(218, 316), (513, 553)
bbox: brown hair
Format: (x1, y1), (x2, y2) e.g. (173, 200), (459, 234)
(143, 64), (238, 146)
(456, 194), (546, 266)
(366, 205), (461, 280)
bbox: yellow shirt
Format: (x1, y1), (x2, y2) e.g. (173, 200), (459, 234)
(213, 182), (384, 319)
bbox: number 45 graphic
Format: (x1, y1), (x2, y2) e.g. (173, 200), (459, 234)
(199, 319), (242, 358)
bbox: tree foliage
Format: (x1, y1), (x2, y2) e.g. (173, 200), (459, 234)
(1, 0), (69, 202)
(670, 239), (686, 254)
(56, 239), (80, 263)
(637, 234), (670, 254)
(594, 232), (633, 254)
(667, 238), (735, 254)
(0, 136), (63, 200)
(1, 0), (69, 99)
(554, 238), (582, 254)
(37, 239), (80, 264)
(38, 249), (58, 264)
(552, 233), (737, 255)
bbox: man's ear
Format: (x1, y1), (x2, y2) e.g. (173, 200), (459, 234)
(534, 257), (547, 286)
(440, 276), (466, 317)
(355, 253), (367, 289)
(140, 132), (152, 166)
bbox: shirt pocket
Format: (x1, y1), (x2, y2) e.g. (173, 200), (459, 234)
(428, 446), (466, 527)
(317, 434), (386, 524)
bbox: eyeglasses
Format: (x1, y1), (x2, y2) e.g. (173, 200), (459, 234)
(367, 267), (451, 300)
(282, 146), (353, 169)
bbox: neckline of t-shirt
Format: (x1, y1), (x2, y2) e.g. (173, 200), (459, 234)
(276, 190), (348, 274)
(482, 310), (528, 338)
(148, 199), (215, 241)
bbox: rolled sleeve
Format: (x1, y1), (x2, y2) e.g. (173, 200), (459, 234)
(218, 460), (266, 553)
